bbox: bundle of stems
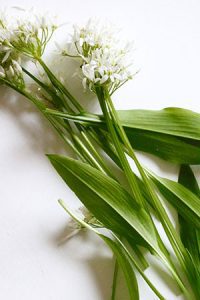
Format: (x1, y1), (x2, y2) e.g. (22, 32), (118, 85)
(1, 11), (200, 299)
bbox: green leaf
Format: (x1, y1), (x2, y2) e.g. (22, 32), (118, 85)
(117, 107), (200, 140)
(48, 154), (160, 253)
(58, 200), (164, 300)
(125, 128), (200, 165)
(178, 165), (200, 297)
(47, 107), (200, 140)
(102, 236), (139, 300)
(149, 171), (200, 228)
(46, 108), (200, 164)
(118, 108), (200, 164)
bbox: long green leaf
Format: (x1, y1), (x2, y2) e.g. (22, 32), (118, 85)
(47, 107), (200, 140)
(178, 165), (200, 298)
(149, 171), (200, 228)
(48, 155), (160, 253)
(118, 108), (200, 164)
(46, 108), (200, 164)
(125, 128), (200, 165)
(118, 107), (200, 140)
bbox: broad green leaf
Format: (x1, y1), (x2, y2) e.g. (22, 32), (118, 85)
(117, 107), (200, 140)
(125, 128), (200, 164)
(46, 108), (200, 164)
(48, 155), (160, 253)
(149, 171), (200, 228)
(52, 161), (147, 247)
(47, 107), (200, 140)
(178, 165), (200, 298)
(118, 107), (200, 164)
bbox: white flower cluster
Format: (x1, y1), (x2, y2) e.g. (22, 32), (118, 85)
(12, 11), (57, 57)
(68, 19), (133, 93)
(0, 14), (23, 86)
(0, 9), (57, 87)
(71, 19), (115, 56)
(0, 57), (22, 78)
(0, 10), (57, 59)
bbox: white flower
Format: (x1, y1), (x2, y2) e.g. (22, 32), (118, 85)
(0, 9), (57, 59)
(6, 65), (15, 78)
(82, 63), (95, 81)
(0, 65), (5, 77)
(62, 19), (116, 59)
(0, 49), (24, 86)
(69, 19), (134, 93)
(80, 46), (133, 92)
(12, 59), (22, 75)
(72, 19), (112, 48)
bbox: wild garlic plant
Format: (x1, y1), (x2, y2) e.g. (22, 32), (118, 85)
(1, 10), (200, 300)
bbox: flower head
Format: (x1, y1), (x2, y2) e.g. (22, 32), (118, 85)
(12, 12), (57, 58)
(81, 46), (133, 93)
(66, 19), (134, 94)
(0, 9), (57, 87)
(0, 29), (24, 88)
(0, 9), (57, 60)
(71, 19), (114, 57)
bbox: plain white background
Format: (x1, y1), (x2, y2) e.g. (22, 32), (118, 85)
(1, 1), (200, 299)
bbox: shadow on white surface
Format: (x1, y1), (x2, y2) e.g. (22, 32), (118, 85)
(0, 86), (71, 156)
(52, 227), (116, 300)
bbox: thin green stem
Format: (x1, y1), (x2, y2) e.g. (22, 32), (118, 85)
(23, 67), (73, 112)
(37, 58), (84, 113)
(80, 130), (117, 180)
(96, 86), (145, 208)
(111, 259), (119, 300)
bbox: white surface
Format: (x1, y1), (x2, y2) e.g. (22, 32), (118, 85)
(1, 1), (200, 299)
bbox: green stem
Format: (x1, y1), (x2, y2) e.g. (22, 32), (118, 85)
(27, 65), (115, 178)
(95, 85), (193, 299)
(23, 67), (74, 112)
(111, 259), (119, 300)
(46, 108), (103, 125)
(96, 86), (145, 208)
(80, 130), (117, 180)
(37, 58), (84, 113)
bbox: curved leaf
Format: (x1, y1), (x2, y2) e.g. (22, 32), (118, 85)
(149, 171), (200, 228)
(118, 107), (200, 140)
(48, 154), (160, 253)
(178, 165), (200, 298)
(125, 128), (200, 164)
(46, 108), (200, 164)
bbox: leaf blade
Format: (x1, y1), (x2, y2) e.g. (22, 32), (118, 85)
(48, 154), (160, 253)
(118, 107), (200, 140)
(149, 171), (200, 228)
(178, 165), (200, 298)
